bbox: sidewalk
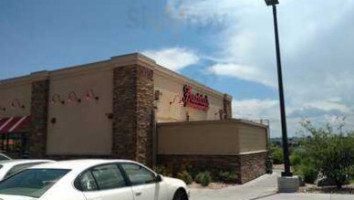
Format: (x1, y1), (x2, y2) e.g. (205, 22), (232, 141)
(190, 169), (354, 200)
(258, 193), (354, 200)
(190, 171), (279, 200)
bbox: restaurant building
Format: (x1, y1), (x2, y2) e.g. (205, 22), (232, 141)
(0, 53), (268, 183)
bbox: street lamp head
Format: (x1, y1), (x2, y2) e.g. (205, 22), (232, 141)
(265, 0), (279, 6)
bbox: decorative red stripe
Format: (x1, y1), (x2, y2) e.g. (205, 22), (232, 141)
(0, 117), (12, 132)
(10, 116), (30, 133)
(0, 118), (8, 128)
(0, 117), (21, 134)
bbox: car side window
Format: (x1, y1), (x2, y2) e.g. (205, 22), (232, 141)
(91, 164), (126, 190)
(5, 162), (44, 179)
(78, 171), (98, 191)
(121, 163), (156, 186)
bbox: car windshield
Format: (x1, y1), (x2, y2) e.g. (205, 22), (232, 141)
(0, 169), (70, 198)
(0, 154), (10, 161)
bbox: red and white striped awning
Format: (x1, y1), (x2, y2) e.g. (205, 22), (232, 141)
(0, 116), (30, 134)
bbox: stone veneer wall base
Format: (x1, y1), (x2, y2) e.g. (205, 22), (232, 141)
(157, 152), (267, 184)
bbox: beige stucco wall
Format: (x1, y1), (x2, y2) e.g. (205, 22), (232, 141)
(0, 53), (234, 157)
(47, 66), (113, 155)
(158, 121), (240, 155)
(158, 120), (268, 155)
(238, 123), (268, 153)
(0, 79), (32, 118)
(154, 69), (225, 122)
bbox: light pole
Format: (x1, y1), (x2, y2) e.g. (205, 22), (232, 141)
(264, 0), (292, 177)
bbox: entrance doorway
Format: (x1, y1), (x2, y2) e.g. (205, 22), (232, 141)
(0, 132), (29, 158)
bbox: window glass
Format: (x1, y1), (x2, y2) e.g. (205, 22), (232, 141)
(5, 162), (45, 178)
(91, 164), (126, 190)
(121, 163), (156, 186)
(78, 171), (98, 191)
(0, 154), (10, 161)
(0, 169), (69, 198)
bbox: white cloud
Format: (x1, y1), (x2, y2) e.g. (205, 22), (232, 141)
(232, 99), (278, 119)
(232, 98), (285, 137)
(167, 0), (354, 137)
(304, 101), (350, 113)
(207, 63), (274, 87)
(143, 47), (199, 71)
(232, 98), (354, 137)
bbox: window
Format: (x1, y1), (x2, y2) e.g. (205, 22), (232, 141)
(0, 169), (69, 198)
(0, 153), (10, 161)
(91, 164), (126, 190)
(5, 162), (45, 179)
(121, 163), (156, 186)
(78, 171), (98, 191)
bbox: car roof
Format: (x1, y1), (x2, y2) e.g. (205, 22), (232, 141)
(0, 159), (54, 166)
(31, 159), (137, 171)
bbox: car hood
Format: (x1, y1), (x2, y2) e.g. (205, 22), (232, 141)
(0, 195), (37, 200)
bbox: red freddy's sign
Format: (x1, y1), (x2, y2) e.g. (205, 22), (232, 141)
(183, 85), (209, 111)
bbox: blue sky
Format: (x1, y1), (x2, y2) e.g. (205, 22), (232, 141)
(1, 0), (354, 137)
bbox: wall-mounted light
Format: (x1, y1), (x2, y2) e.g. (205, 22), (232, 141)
(105, 113), (113, 119)
(0, 105), (5, 112)
(86, 89), (99, 101)
(50, 117), (57, 124)
(215, 110), (225, 119)
(51, 94), (65, 105)
(67, 91), (81, 103)
(154, 90), (161, 101)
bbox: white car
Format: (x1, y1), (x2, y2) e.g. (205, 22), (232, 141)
(0, 159), (189, 200)
(0, 159), (54, 180)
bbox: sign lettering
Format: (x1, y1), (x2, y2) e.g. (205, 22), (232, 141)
(183, 85), (209, 111)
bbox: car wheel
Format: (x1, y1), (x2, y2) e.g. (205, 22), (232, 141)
(173, 189), (188, 200)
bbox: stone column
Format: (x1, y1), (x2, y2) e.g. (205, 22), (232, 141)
(112, 64), (154, 167)
(223, 94), (232, 119)
(30, 79), (50, 158)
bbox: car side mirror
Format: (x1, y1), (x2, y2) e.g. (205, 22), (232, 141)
(155, 174), (162, 182)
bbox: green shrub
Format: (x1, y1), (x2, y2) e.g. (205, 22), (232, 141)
(271, 145), (284, 164)
(177, 170), (193, 185)
(195, 171), (212, 186)
(300, 164), (318, 184)
(301, 120), (354, 188)
(185, 164), (199, 179)
(293, 157), (318, 184)
(218, 171), (238, 183)
(155, 165), (172, 177)
(290, 151), (302, 167)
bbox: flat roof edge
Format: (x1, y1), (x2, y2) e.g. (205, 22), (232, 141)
(157, 119), (268, 128)
(0, 53), (232, 100)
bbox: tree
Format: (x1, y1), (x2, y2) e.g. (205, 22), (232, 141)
(301, 120), (354, 189)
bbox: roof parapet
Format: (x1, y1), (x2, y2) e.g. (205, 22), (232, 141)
(110, 53), (156, 70)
